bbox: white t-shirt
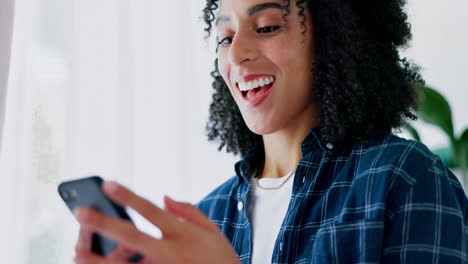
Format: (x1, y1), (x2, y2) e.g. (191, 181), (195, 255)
(247, 172), (295, 263)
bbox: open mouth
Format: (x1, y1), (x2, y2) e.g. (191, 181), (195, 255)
(240, 82), (274, 98)
(236, 76), (276, 98)
(235, 76), (276, 107)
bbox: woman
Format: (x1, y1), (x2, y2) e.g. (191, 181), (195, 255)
(73, 0), (468, 263)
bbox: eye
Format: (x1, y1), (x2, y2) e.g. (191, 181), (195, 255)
(257, 26), (280, 34)
(217, 36), (233, 47)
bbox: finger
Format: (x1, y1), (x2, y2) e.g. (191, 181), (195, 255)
(74, 211), (94, 251)
(75, 207), (171, 260)
(76, 246), (143, 264)
(102, 181), (181, 236)
(106, 244), (137, 261)
(75, 248), (128, 264)
(163, 196), (219, 233)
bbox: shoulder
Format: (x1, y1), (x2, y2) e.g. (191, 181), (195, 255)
(363, 137), (468, 262)
(345, 134), (466, 211)
(356, 134), (467, 217)
(195, 175), (239, 220)
(358, 134), (436, 167)
(354, 134), (443, 186)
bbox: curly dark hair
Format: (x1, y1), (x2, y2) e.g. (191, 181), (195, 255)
(203, 0), (424, 156)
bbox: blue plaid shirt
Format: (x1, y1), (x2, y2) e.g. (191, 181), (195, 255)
(197, 128), (468, 263)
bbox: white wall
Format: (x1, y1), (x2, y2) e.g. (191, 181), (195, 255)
(403, 0), (468, 147)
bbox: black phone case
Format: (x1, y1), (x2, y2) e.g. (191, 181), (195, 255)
(58, 176), (143, 262)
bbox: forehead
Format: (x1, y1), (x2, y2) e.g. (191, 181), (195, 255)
(216, 0), (286, 30)
(217, 0), (284, 21)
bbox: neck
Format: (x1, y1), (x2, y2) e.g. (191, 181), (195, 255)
(259, 105), (319, 179)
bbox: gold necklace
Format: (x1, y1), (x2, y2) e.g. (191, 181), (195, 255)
(255, 169), (296, 190)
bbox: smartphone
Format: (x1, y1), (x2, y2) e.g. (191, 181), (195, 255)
(58, 176), (143, 262)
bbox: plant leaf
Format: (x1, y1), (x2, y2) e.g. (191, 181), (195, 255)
(457, 129), (468, 170)
(404, 123), (421, 142)
(457, 128), (468, 181)
(433, 146), (456, 168)
(414, 84), (455, 142)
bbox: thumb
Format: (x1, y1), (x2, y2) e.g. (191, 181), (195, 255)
(163, 196), (218, 232)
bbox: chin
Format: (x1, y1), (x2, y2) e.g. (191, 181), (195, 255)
(244, 119), (279, 135)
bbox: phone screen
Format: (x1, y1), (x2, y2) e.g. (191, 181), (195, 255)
(58, 176), (143, 262)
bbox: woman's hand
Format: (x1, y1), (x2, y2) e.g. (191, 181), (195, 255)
(73, 181), (240, 264)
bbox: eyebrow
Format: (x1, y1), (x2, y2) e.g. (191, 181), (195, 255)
(215, 2), (285, 26)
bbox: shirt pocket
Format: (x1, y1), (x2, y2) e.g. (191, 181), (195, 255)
(310, 219), (385, 264)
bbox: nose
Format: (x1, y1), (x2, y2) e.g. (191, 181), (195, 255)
(227, 31), (258, 66)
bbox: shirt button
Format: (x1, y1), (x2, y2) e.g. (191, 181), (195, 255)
(302, 176), (306, 183)
(237, 201), (244, 211)
(326, 143), (334, 150)
(279, 242), (283, 251)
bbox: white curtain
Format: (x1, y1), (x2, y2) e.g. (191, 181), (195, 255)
(0, 0), (237, 263)
(0, 0), (15, 262)
(0, 0), (14, 154)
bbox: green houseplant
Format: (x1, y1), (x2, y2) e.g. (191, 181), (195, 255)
(406, 84), (468, 188)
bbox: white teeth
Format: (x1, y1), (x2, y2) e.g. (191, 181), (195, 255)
(240, 83), (247, 91)
(237, 76), (275, 91)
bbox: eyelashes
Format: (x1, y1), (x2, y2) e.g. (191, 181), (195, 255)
(217, 36), (233, 47)
(216, 25), (282, 49)
(256, 25), (281, 34)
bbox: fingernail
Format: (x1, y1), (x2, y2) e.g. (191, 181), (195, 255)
(104, 181), (119, 193)
(164, 195), (178, 208)
(164, 195), (174, 202)
(73, 207), (81, 218)
(74, 207), (91, 222)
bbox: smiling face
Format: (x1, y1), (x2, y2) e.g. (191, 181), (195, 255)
(216, 0), (318, 135)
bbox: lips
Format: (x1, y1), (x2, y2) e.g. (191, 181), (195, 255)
(235, 75), (276, 107)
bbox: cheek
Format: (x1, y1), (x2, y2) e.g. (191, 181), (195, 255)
(261, 40), (287, 64)
(261, 38), (298, 76)
(217, 58), (241, 102)
(217, 56), (230, 85)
